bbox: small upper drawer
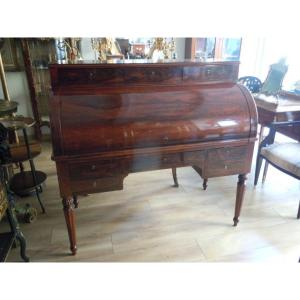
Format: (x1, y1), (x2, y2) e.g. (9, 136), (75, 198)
(183, 64), (238, 83)
(129, 153), (183, 172)
(57, 66), (182, 87)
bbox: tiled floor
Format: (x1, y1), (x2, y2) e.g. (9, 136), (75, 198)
(4, 140), (300, 262)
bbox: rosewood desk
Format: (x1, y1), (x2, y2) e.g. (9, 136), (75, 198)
(49, 59), (257, 255)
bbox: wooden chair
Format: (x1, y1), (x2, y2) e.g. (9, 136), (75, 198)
(254, 120), (300, 219)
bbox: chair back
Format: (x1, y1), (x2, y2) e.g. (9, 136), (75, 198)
(238, 76), (262, 93)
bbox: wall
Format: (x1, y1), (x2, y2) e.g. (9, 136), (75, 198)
(175, 38), (185, 59)
(0, 70), (33, 117)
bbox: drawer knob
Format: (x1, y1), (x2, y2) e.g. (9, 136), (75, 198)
(91, 165), (96, 171)
(224, 165), (228, 170)
(89, 71), (96, 80)
(93, 181), (97, 188)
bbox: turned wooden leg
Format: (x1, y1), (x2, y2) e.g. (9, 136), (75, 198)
(233, 174), (247, 226)
(73, 194), (79, 208)
(172, 167), (179, 187)
(62, 197), (77, 255)
(203, 178), (208, 190)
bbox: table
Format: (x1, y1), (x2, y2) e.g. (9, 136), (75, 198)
(254, 92), (300, 142)
(254, 92), (300, 183)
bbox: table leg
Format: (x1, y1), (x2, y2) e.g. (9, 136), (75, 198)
(203, 178), (208, 190)
(233, 174), (247, 226)
(258, 125), (265, 144)
(172, 167), (179, 187)
(62, 197), (77, 255)
(262, 161), (269, 184)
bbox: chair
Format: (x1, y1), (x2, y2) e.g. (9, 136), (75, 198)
(238, 76), (262, 93)
(254, 120), (300, 219)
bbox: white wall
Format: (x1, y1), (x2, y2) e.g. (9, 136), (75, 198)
(0, 71), (33, 117)
(175, 38), (185, 59)
(239, 37), (300, 90)
(80, 38), (96, 60)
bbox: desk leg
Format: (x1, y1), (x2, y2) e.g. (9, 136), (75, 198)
(62, 197), (77, 255)
(172, 168), (179, 187)
(233, 174), (247, 226)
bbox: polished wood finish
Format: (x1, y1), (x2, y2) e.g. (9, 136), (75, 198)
(233, 174), (247, 226)
(49, 59), (257, 255)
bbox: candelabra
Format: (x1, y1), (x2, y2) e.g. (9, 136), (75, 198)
(148, 38), (176, 59)
(91, 38), (123, 61)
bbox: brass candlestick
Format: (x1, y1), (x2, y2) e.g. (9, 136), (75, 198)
(147, 38), (176, 59)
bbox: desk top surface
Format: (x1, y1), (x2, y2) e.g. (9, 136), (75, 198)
(254, 92), (300, 113)
(49, 59), (239, 67)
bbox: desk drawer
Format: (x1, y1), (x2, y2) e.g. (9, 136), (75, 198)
(70, 177), (124, 194)
(204, 146), (249, 177)
(68, 160), (124, 180)
(57, 66), (181, 87)
(130, 153), (183, 172)
(183, 150), (206, 165)
(183, 64), (238, 83)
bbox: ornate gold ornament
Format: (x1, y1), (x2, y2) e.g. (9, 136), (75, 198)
(91, 38), (123, 61)
(148, 38), (176, 59)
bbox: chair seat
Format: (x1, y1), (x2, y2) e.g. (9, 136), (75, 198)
(261, 142), (300, 177)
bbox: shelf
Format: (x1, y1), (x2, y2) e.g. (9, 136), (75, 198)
(9, 170), (47, 195)
(0, 232), (16, 262)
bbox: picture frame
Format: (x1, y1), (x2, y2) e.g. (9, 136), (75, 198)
(1, 38), (23, 71)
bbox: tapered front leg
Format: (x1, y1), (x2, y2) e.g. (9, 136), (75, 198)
(233, 174), (247, 226)
(172, 167), (179, 187)
(202, 178), (208, 190)
(62, 197), (77, 255)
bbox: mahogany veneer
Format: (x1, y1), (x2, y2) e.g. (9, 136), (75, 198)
(49, 59), (257, 255)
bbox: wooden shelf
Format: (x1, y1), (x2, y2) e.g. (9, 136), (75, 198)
(9, 170), (47, 195)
